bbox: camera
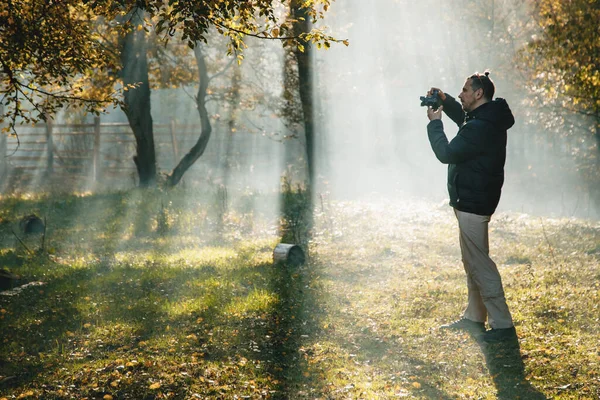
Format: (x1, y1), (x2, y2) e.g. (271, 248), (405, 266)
(420, 89), (442, 110)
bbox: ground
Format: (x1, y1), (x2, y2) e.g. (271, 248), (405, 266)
(0, 190), (599, 399)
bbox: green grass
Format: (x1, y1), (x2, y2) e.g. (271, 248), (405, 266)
(0, 190), (599, 399)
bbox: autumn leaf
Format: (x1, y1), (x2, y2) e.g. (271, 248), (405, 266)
(149, 382), (161, 390)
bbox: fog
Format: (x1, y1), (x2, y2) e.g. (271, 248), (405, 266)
(314, 0), (597, 219)
(1, 0), (598, 220)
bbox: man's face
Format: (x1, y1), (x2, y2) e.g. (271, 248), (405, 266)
(458, 79), (481, 112)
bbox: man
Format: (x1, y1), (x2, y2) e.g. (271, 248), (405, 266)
(425, 71), (517, 343)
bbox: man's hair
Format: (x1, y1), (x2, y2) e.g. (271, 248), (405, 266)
(468, 70), (495, 100)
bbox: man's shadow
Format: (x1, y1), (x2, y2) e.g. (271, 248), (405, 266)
(474, 334), (547, 400)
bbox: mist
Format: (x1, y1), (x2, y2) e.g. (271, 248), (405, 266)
(1, 0), (598, 223)
(314, 0), (598, 219)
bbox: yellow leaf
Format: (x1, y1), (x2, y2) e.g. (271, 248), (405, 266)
(412, 382), (421, 389)
(103, 395), (113, 400)
(149, 382), (161, 390)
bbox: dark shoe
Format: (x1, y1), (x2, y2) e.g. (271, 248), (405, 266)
(440, 318), (485, 333)
(482, 326), (517, 343)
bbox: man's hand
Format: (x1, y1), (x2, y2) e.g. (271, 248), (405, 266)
(428, 87), (446, 101)
(427, 105), (443, 121)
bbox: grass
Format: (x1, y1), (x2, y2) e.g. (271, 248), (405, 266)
(0, 189), (599, 399)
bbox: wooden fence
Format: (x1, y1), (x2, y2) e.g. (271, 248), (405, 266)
(0, 118), (203, 189)
(0, 116), (292, 192)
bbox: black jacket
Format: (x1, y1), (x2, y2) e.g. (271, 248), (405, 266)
(427, 94), (515, 216)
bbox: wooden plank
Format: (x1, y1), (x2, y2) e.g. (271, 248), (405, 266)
(9, 156), (47, 161)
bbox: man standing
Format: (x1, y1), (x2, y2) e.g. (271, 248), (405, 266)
(426, 71), (517, 343)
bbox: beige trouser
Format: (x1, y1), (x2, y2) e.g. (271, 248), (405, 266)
(454, 209), (514, 329)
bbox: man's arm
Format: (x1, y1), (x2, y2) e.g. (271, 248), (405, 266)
(441, 94), (466, 127)
(427, 120), (480, 164)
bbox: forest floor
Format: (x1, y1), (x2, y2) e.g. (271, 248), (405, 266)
(0, 189), (599, 399)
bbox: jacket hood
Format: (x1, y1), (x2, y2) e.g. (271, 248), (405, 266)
(467, 98), (515, 130)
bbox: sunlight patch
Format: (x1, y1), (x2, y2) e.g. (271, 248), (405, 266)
(224, 289), (278, 316)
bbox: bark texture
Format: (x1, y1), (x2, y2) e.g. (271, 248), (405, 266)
(120, 9), (157, 187)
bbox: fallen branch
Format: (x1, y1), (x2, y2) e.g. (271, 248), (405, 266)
(11, 228), (33, 255)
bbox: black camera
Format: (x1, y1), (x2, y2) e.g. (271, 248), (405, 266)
(420, 89), (442, 110)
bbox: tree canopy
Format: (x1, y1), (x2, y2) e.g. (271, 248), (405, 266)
(0, 1), (118, 130)
(0, 0), (343, 131)
(519, 0), (599, 122)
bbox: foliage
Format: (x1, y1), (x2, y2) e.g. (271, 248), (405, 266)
(0, 1), (121, 131)
(512, 0), (600, 191)
(102, 0), (345, 56)
(519, 0), (600, 118)
(1, 0), (346, 142)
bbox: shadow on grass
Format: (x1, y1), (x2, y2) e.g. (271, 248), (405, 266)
(475, 335), (547, 400)
(194, 259), (326, 398)
(0, 250), (328, 398)
(263, 262), (324, 398)
(0, 267), (92, 390)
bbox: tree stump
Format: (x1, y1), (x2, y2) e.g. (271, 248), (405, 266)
(0, 268), (20, 291)
(273, 243), (305, 267)
(19, 214), (45, 234)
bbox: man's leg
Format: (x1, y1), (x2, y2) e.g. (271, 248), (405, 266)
(460, 247), (488, 323)
(455, 209), (513, 329)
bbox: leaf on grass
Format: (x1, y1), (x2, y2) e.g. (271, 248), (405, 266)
(149, 382), (161, 390)
(412, 382), (421, 389)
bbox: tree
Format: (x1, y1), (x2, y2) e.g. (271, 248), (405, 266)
(517, 0), (600, 161)
(119, 8), (158, 186)
(2, 0), (344, 187)
(0, 1), (119, 131)
(166, 43), (213, 187)
(148, 0), (343, 187)
(290, 0), (316, 194)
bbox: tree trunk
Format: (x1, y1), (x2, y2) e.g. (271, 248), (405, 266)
(596, 114), (600, 155)
(280, 1), (315, 249)
(222, 64), (242, 189)
(167, 45), (212, 187)
(291, 2), (315, 194)
(120, 9), (157, 187)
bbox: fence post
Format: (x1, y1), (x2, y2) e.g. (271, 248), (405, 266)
(93, 116), (101, 182)
(45, 114), (54, 177)
(170, 118), (179, 164)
